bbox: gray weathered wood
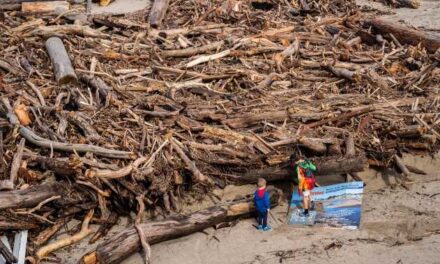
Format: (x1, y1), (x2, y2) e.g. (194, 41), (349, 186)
(0, 183), (62, 210)
(149, 0), (170, 28)
(367, 18), (440, 53)
(393, 154), (411, 177)
(45, 37), (77, 84)
(0, 237), (16, 264)
(12, 230), (27, 264)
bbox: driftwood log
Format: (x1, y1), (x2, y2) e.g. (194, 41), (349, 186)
(82, 187), (281, 264)
(45, 37), (77, 84)
(0, 183), (63, 210)
(344, 134), (363, 182)
(21, 1), (69, 14)
(366, 18), (440, 53)
(385, 0), (420, 8)
(239, 155), (368, 184)
(0, 0), (73, 3)
(148, 0), (170, 28)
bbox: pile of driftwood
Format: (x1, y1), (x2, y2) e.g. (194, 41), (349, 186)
(0, 0), (440, 263)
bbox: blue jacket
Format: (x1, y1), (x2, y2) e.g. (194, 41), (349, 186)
(254, 189), (270, 213)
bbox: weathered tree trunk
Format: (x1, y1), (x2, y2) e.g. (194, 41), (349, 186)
(344, 134), (363, 182)
(25, 154), (82, 177)
(223, 110), (326, 129)
(394, 125), (427, 138)
(0, 183), (62, 210)
(299, 137), (341, 155)
(21, 1), (69, 14)
(0, 0), (73, 3)
(82, 187), (282, 264)
(386, 0), (420, 8)
(45, 37), (77, 84)
(0, 213), (39, 230)
(239, 155), (368, 184)
(393, 155), (410, 177)
(148, 0), (170, 28)
(366, 18), (440, 53)
(161, 41), (225, 58)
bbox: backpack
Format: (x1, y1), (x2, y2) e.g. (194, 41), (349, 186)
(297, 160), (317, 189)
(301, 160), (316, 178)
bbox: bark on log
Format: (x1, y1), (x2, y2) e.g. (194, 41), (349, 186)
(148, 0), (170, 28)
(394, 125), (427, 138)
(325, 65), (361, 82)
(161, 41), (224, 58)
(22, 1), (69, 14)
(45, 37), (78, 84)
(344, 134), (363, 182)
(223, 110), (327, 129)
(0, 214), (39, 230)
(79, 74), (113, 100)
(0, 59), (21, 76)
(25, 154), (82, 177)
(0, 0), (73, 3)
(83, 187), (282, 264)
(33, 25), (108, 38)
(386, 0), (420, 8)
(298, 137), (340, 155)
(345, 134), (355, 156)
(239, 155), (368, 183)
(170, 138), (214, 185)
(0, 183), (63, 210)
(393, 154), (410, 177)
(305, 106), (374, 130)
(20, 126), (134, 159)
(366, 18), (440, 53)
(405, 164), (427, 175)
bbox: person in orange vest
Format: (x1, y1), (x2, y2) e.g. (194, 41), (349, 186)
(291, 154), (316, 217)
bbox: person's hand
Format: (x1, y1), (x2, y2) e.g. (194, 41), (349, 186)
(267, 208), (270, 212)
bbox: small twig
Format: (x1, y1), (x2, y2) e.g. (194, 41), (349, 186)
(76, 180), (110, 197)
(135, 195), (151, 264)
(24, 195), (61, 214)
(10, 138), (25, 188)
(25, 81), (46, 106)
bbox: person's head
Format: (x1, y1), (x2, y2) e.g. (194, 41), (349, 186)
(257, 178), (266, 188)
(290, 153), (297, 162)
(290, 150), (304, 164)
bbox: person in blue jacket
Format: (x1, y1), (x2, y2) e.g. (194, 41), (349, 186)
(254, 178), (271, 231)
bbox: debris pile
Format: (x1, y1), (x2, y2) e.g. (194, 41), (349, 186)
(0, 0), (439, 262)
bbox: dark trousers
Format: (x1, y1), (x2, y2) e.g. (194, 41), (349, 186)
(257, 211), (268, 228)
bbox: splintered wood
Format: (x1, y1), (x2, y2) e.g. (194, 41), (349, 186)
(0, 0), (439, 263)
